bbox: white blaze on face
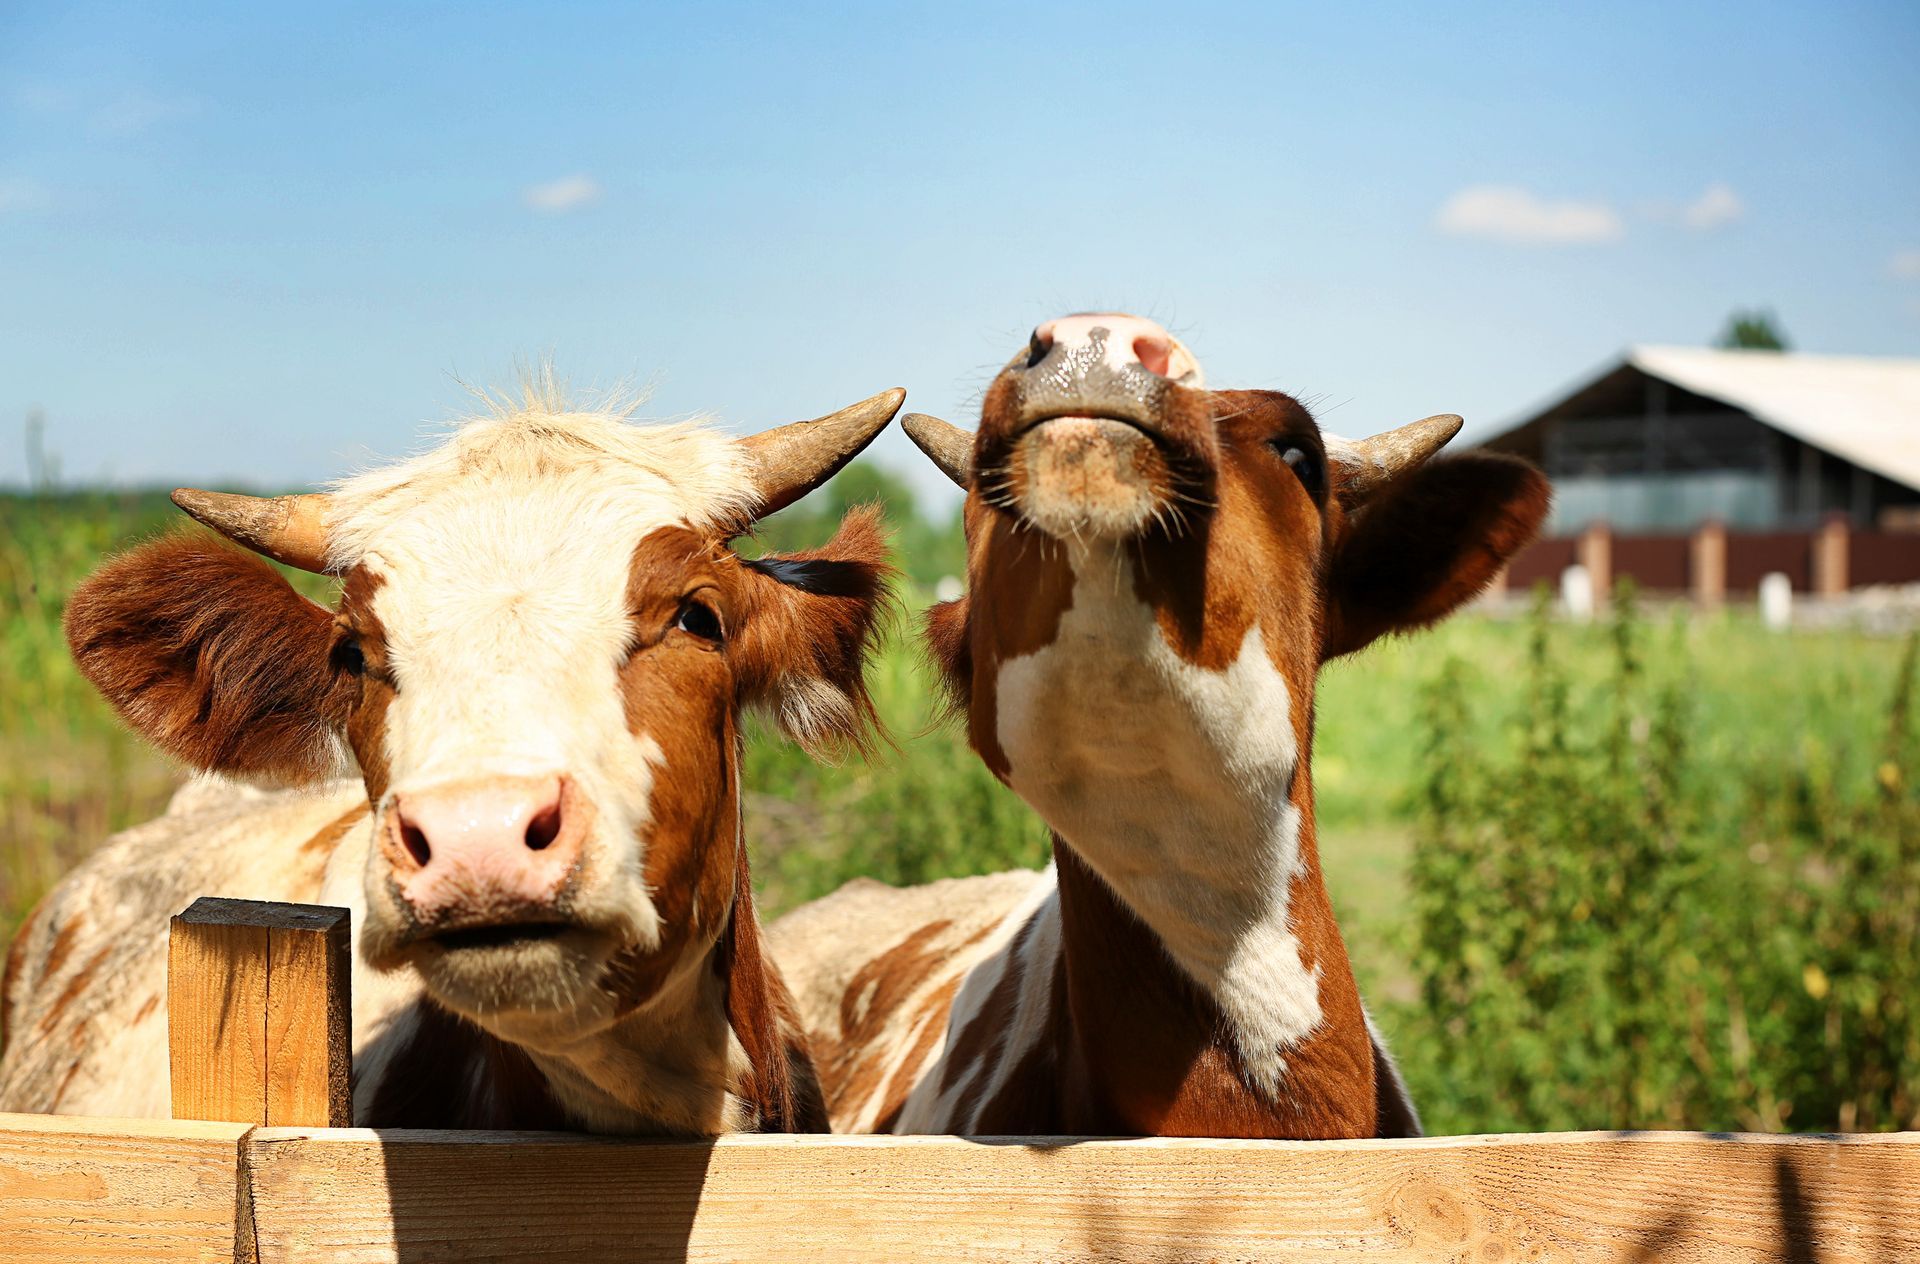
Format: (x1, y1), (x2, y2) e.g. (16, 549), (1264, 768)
(325, 407), (758, 950)
(989, 541), (1323, 1094)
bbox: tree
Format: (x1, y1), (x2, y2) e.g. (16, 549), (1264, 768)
(1716, 310), (1789, 351)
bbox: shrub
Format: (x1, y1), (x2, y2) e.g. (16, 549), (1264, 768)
(1399, 586), (1920, 1133)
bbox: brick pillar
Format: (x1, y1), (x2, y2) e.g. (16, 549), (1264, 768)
(1813, 512), (1850, 596)
(1577, 521), (1612, 606)
(1690, 518), (1727, 610)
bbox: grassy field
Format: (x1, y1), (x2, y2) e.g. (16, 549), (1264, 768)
(5, 480), (1911, 1012)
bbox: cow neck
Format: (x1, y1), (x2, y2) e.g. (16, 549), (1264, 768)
(514, 845), (819, 1134)
(515, 929), (748, 1135)
(1048, 797), (1376, 1138)
(988, 536), (1375, 1136)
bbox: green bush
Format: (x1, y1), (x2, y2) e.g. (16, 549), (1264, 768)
(1400, 584), (1920, 1133)
(742, 634), (1047, 913)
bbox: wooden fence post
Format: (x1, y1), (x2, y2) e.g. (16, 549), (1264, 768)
(169, 897), (352, 1127)
(1813, 511), (1851, 597)
(1690, 518), (1727, 610)
(1577, 520), (1612, 607)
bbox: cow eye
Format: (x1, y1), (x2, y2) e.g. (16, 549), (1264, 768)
(1274, 442), (1324, 496)
(674, 599), (724, 642)
(334, 638), (366, 677)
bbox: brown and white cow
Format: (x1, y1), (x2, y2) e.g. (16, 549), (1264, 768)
(0, 380), (903, 1135)
(771, 314), (1548, 1138)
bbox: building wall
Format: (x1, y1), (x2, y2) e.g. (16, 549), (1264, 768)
(1483, 365), (1920, 533)
(1547, 471), (1774, 533)
(1501, 523), (1919, 597)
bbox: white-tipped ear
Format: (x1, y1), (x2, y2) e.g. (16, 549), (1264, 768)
(730, 507), (894, 759)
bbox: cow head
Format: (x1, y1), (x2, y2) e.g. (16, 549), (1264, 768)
(907, 313), (1549, 782)
(67, 386), (900, 1062)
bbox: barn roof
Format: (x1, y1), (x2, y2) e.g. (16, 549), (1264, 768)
(1483, 346), (1920, 492)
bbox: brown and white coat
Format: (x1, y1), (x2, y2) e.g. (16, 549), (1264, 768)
(1, 382), (902, 1135)
(773, 315), (1549, 1139)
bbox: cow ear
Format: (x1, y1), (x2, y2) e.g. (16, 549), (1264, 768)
(65, 534), (353, 784)
(1323, 454), (1550, 660)
(732, 506), (896, 757)
(921, 596), (972, 713)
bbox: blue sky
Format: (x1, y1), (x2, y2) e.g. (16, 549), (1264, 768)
(2, 0), (1916, 501)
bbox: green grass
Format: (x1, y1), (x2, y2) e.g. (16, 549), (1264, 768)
(1314, 612), (1910, 1005)
(4, 490), (191, 934)
(3, 486), (1910, 1011)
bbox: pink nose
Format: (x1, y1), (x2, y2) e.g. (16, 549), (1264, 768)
(381, 775), (584, 925)
(1031, 312), (1179, 378)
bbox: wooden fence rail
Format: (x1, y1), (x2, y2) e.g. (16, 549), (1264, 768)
(4, 1117), (1916, 1263)
(0, 898), (1914, 1262)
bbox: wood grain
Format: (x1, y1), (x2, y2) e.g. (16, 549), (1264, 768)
(169, 906), (269, 1125)
(242, 1128), (1920, 1263)
(0, 1112), (253, 1264)
(263, 913), (351, 1128)
(169, 897), (350, 1128)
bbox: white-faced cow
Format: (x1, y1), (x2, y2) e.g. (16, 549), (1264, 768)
(771, 314), (1548, 1138)
(0, 381), (903, 1135)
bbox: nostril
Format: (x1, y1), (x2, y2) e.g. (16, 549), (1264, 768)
(524, 800), (563, 851)
(1133, 334), (1172, 377)
(399, 819), (431, 868)
(1025, 324), (1055, 369)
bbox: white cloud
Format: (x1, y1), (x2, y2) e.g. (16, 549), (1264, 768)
(1681, 182), (1744, 231)
(521, 175), (603, 214)
(0, 177), (50, 213)
(1435, 185), (1624, 245)
(1892, 250), (1920, 282)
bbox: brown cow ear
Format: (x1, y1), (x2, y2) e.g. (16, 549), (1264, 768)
(65, 533), (353, 784)
(732, 506), (896, 757)
(1323, 454), (1550, 660)
(921, 596), (972, 714)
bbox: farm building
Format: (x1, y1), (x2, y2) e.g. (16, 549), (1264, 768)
(1479, 346), (1920, 597)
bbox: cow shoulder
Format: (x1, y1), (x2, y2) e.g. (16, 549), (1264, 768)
(767, 868), (1050, 1131)
(0, 781), (368, 1117)
(767, 869), (1046, 1043)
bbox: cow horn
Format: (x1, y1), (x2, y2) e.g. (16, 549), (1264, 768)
(738, 387), (906, 517)
(1328, 413), (1463, 509)
(902, 413), (973, 489)
(171, 489), (335, 573)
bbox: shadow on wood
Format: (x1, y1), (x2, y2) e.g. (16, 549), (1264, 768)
(236, 1128), (1920, 1263)
(245, 1128), (713, 1263)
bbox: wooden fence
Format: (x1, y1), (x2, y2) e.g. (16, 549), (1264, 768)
(2, 898), (1916, 1262)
